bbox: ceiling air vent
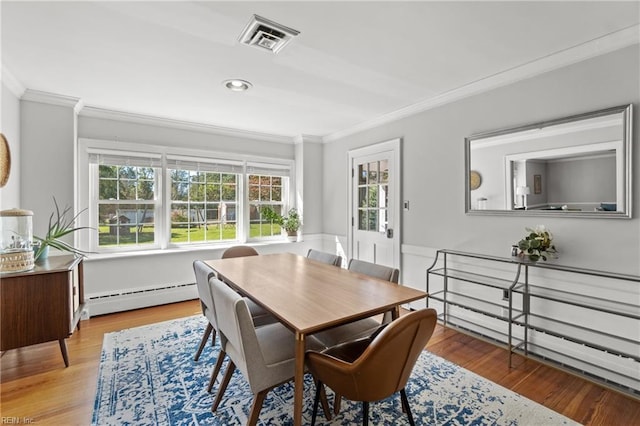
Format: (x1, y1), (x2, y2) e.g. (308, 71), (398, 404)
(238, 15), (300, 54)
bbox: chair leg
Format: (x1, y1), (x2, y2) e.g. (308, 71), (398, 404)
(333, 393), (342, 415)
(194, 323), (214, 361)
(362, 401), (369, 426)
(400, 388), (415, 426)
(311, 380), (322, 426)
(247, 389), (269, 426)
(319, 383), (332, 421)
(207, 349), (226, 393)
(211, 360), (235, 412)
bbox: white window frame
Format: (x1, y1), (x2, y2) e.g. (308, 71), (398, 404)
(246, 162), (293, 242)
(77, 138), (295, 254)
(165, 155), (244, 247)
(88, 150), (163, 252)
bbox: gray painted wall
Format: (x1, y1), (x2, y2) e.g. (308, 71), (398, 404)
(1, 83), (21, 210)
(20, 100), (77, 239)
(547, 155), (616, 206)
(323, 45), (640, 275)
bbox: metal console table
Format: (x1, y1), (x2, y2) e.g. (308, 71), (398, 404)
(426, 249), (640, 396)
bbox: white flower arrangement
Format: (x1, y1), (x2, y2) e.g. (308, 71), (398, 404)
(516, 225), (557, 262)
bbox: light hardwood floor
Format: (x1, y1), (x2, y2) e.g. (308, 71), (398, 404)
(1, 299), (638, 425)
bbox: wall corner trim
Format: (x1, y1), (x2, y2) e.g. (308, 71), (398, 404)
(21, 89), (82, 109)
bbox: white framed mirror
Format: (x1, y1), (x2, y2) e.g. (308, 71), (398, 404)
(465, 104), (633, 218)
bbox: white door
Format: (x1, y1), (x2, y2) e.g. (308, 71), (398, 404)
(349, 138), (401, 271)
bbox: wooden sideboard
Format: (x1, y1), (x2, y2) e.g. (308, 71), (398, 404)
(0, 254), (84, 367)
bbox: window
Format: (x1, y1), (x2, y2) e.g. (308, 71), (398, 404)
(247, 163), (291, 238)
(167, 157), (243, 244)
(90, 152), (162, 249)
(249, 174), (283, 237)
(83, 144), (293, 253)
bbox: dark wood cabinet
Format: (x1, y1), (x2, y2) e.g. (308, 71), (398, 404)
(0, 255), (84, 367)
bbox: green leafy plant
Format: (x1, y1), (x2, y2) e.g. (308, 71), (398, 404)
(261, 206), (300, 235)
(34, 197), (94, 260)
(517, 225), (557, 262)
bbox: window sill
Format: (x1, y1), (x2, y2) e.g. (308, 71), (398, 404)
(83, 238), (302, 262)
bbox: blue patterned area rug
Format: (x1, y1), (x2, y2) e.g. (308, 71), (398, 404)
(92, 315), (579, 425)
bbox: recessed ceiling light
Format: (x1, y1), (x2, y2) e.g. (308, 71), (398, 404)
(223, 79), (253, 92)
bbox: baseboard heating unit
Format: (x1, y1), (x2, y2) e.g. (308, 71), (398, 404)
(86, 282), (198, 317)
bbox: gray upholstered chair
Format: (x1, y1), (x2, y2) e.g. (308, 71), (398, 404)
(306, 308), (438, 426)
(192, 260), (276, 393)
(347, 259), (400, 324)
(221, 245), (273, 324)
(209, 275), (328, 425)
(192, 260), (231, 393)
(314, 259), (400, 348)
(307, 249), (342, 267)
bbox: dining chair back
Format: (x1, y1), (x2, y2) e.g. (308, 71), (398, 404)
(348, 259), (399, 324)
(222, 245), (259, 258)
(307, 249), (342, 267)
(306, 308), (438, 426)
(314, 259), (401, 349)
(209, 275), (326, 425)
(221, 245), (273, 326)
(193, 260), (217, 361)
(193, 260), (234, 394)
(347, 258), (399, 283)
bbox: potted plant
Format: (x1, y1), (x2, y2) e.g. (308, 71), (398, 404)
(516, 225), (557, 262)
(261, 206), (301, 241)
(34, 197), (94, 261)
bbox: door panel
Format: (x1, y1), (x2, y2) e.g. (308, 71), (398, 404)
(349, 139), (400, 270)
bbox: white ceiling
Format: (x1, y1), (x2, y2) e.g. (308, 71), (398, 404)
(2, 1), (639, 141)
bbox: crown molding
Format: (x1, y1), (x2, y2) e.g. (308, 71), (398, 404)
(1, 66), (26, 98)
(294, 134), (324, 144)
(80, 106), (296, 145)
(21, 89), (83, 110)
(323, 24), (640, 143)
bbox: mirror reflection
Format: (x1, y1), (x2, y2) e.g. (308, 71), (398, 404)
(465, 104), (633, 218)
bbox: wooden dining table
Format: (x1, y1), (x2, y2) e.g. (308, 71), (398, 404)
(205, 252), (427, 426)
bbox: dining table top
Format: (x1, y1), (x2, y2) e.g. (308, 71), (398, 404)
(205, 252), (427, 335)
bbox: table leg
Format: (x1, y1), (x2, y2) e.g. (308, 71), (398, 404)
(294, 331), (305, 426)
(392, 306), (400, 320)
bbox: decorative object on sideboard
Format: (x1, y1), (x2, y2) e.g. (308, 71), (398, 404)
(0, 133), (10, 188)
(260, 206), (300, 241)
(0, 208), (34, 272)
(34, 197), (94, 262)
(516, 225), (557, 262)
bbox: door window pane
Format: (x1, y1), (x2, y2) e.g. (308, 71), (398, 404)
(358, 210), (368, 231)
(368, 161), (378, 184)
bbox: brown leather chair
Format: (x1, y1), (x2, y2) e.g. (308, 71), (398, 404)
(305, 308), (438, 426)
